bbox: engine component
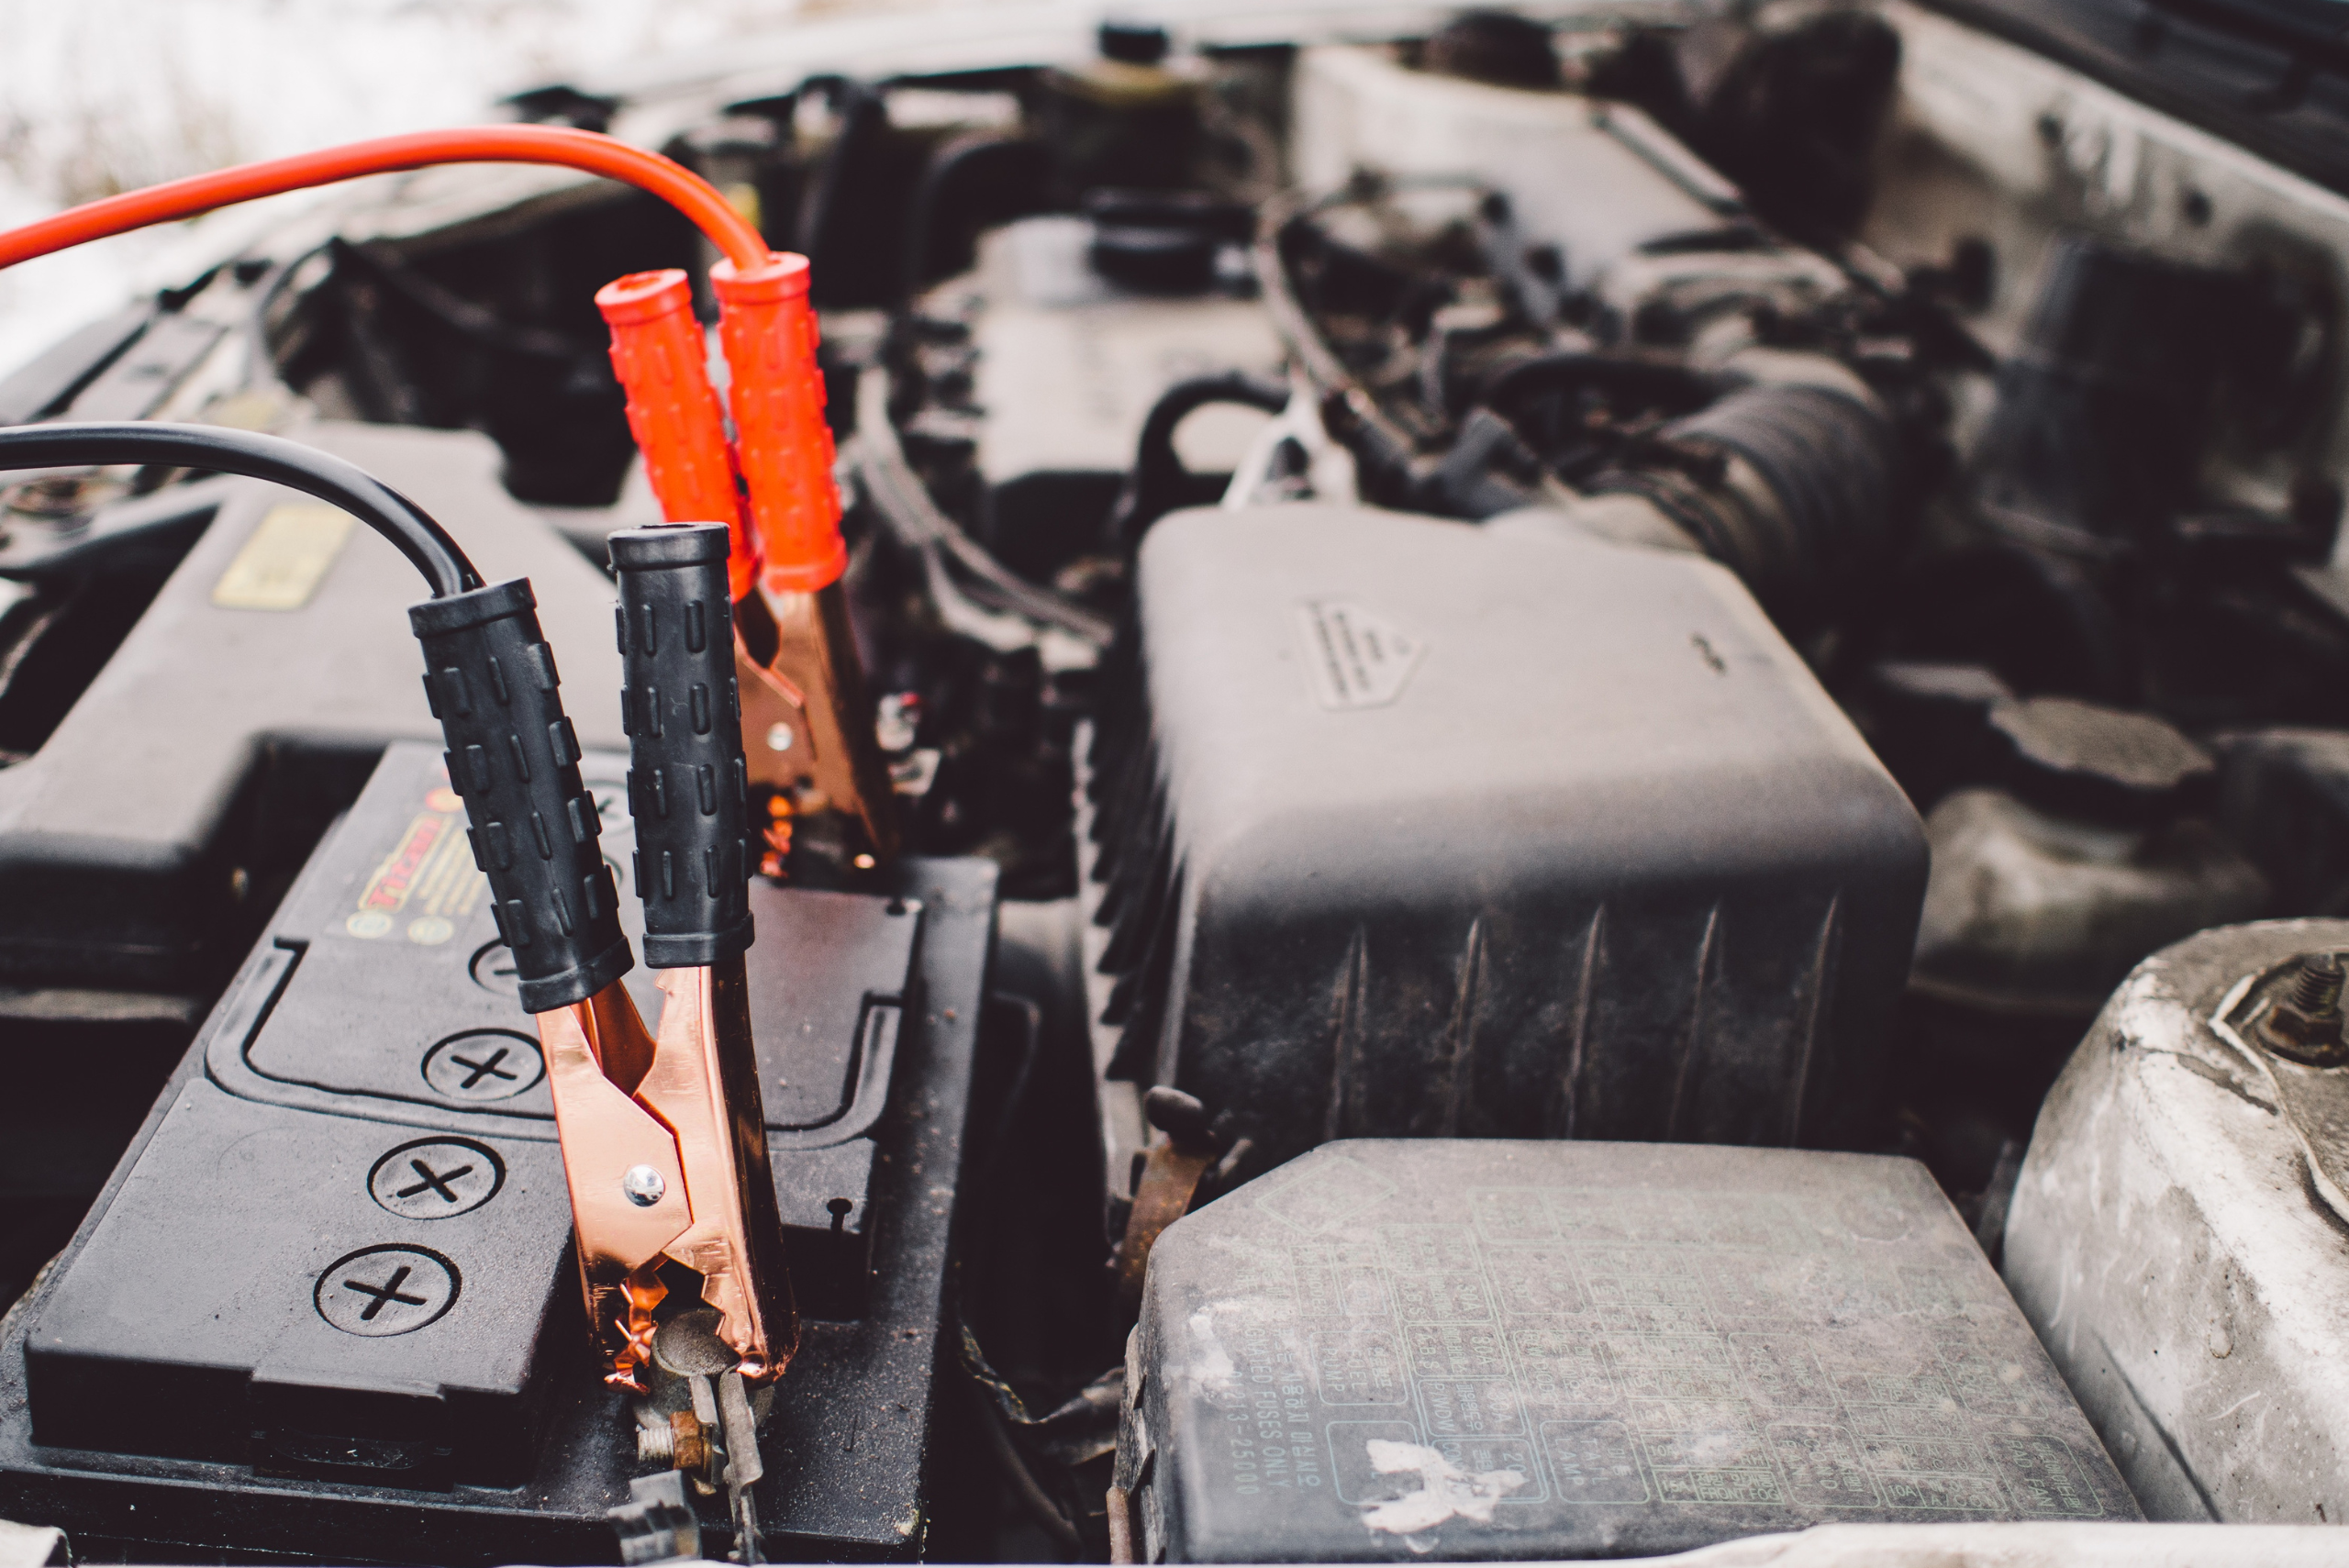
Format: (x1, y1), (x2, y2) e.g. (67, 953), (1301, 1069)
(1292, 45), (1737, 298)
(1971, 235), (2302, 552)
(0, 742), (997, 1562)
(2218, 727), (2349, 914)
(911, 214), (1282, 572)
(1038, 21), (1208, 195)
(1116, 1139), (2134, 1562)
(1269, 45), (1935, 628)
(1910, 699), (2267, 1017)
(1085, 503), (1926, 1175)
(1986, 696), (2216, 819)
(2003, 917), (2349, 1522)
(1912, 790), (2267, 1018)
(1580, 380), (1905, 623)
(1658, 6), (1907, 238)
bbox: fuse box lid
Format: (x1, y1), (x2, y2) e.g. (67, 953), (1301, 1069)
(1120, 1140), (2134, 1562)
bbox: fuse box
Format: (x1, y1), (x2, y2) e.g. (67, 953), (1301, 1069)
(1119, 1140), (2134, 1562)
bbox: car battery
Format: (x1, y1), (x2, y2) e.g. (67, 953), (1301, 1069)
(0, 418), (639, 1373)
(1117, 1140), (2134, 1562)
(0, 741), (998, 1564)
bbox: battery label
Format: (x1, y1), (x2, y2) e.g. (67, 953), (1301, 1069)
(344, 783), (484, 944)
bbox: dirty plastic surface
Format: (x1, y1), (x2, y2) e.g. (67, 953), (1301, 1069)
(1120, 1140), (2132, 1562)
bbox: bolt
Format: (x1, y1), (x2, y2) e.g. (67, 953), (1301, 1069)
(622, 1165), (667, 1207)
(2255, 951), (2349, 1066)
(2292, 952), (2343, 1016)
(765, 722), (794, 752)
(638, 1421), (676, 1466)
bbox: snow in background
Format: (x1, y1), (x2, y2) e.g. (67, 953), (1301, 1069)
(0, 0), (828, 380)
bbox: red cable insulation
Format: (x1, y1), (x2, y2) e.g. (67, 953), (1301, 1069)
(0, 125), (768, 272)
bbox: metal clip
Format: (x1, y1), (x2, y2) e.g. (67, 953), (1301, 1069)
(540, 960), (797, 1391)
(736, 584), (900, 863)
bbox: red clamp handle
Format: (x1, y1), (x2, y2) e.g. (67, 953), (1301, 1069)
(713, 253), (846, 595)
(595, 270), (758, 602)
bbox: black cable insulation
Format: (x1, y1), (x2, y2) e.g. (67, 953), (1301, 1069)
(0, 422), (482, 595)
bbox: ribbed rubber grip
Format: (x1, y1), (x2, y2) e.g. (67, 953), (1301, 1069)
(611, 524), (756, 967)
(410, 579), (632, 1012)
(711, 252), (848, 595)
(596, 268), (759, 601)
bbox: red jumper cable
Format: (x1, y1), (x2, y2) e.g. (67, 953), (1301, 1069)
(0, 123), (896, 855)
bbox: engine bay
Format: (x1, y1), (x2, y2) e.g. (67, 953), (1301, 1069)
(5, 1), (2349, 1561)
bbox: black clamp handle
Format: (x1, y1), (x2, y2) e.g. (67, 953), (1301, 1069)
(611, 523), (755, 968)
(411, 579), (631, 1012)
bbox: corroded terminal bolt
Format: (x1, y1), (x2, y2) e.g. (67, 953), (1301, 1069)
(2256, 951), (2349, 1066)
(638, 1410), (713, 1476)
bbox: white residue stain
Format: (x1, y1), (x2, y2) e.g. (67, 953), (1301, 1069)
(1357, 1439), (1526, 1543)
(1183, 1307), (1236, 1391)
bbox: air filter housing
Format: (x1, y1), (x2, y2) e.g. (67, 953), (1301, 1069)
(1085, 505), (1925, 1166)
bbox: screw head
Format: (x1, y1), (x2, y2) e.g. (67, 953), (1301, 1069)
(765, 722), (794, 752)
(622, 1164), (667, 1207)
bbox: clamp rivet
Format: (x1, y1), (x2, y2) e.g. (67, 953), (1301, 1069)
(622, 1165), (666, 1207)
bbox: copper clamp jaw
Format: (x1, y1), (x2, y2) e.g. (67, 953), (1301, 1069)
(540, 961), (795, 1391)
(530, 521), (800, 1393)
(736, 581), (901, 866)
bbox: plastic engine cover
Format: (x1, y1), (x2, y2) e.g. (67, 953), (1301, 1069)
(1117, 1140), (2134, 1562)
(2004, 917), (2349, 1523)
(1086, 506), (1926, 1167)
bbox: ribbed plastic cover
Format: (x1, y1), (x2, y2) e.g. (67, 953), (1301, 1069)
(1086, 506), (1926, 1168)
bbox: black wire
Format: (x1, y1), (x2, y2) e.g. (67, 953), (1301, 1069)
(1108, 371), (1290, 550)
(0, 422), (481, 596)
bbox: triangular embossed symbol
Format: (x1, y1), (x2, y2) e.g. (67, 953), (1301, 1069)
(1296, 599), (1427, 710)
